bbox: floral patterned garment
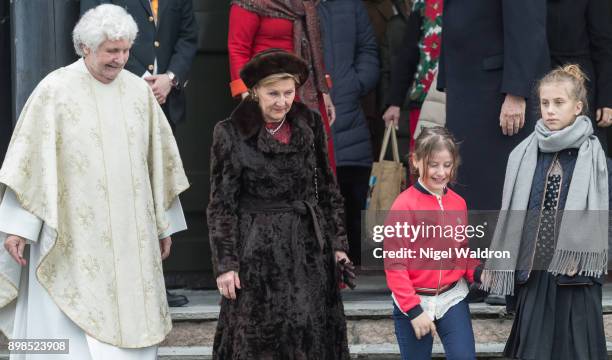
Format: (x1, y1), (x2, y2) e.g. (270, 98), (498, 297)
(0, 59), (189, 348)
(409, 0), (443, 104)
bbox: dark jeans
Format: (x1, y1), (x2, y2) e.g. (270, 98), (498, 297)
(336, 166), (371, 265)
(392, 299), (476, 360)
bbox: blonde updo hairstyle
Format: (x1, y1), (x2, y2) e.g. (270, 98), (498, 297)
(248, 73), (301, 100)
(411, 126), (461, 184)
(537, 64), (589, 116)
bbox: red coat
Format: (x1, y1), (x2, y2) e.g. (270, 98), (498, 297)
(228, 5), (294, 97)
(384, 183), (478, 317)
(227, 4), (337, 171)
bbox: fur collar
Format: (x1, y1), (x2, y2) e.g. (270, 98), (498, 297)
(229, 100), (317, 153)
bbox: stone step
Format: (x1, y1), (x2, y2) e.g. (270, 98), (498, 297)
(2, 343), (612, 360)
(163, 316), (612, 347)
(4, 275), (612, 358)
(163, 311), (612, 349)
(156, 343), (506, 359)
(1, 319), (610, 359)
(169, 290), (516, 321)
(158, 342), (612, 359)
(162, 285), (612, 349)
(169, 283), (612, 322)
(171, 296), (612, 321)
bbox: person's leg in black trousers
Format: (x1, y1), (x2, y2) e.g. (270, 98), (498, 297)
(162, 113), (189, 307)
(336, 166), (371, 266)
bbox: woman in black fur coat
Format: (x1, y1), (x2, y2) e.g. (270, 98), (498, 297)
(207, 49), (352, 359)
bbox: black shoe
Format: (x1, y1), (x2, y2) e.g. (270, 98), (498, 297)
(466, 286), (487, 303)
(166, 290), (189, 307)
(484, 294), (506, 306)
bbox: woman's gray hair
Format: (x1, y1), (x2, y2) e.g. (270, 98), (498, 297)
(72, 4), (138, 57)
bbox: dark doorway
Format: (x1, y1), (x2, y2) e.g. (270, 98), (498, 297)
(0, 0), (11, 162)
(163, 0), (235, 289)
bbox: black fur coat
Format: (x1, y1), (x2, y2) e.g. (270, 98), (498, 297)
(206, 99), (350, 359)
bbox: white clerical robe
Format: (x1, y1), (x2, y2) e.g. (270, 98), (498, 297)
(0, 58), (190, 358)
(0, 189), (186, 359)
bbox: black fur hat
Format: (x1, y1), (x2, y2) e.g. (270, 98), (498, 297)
(240, 49), (309, 89)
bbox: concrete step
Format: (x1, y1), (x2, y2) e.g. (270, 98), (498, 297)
(1, 344), (612, 360)
(163, 288), (518, 348)
(161, 283), (612, 358)
(163, 312), (612, 348)
(169, 290), (515, 321)
(4, 275), (612, 359)
(158, 342), (612, 359)
(0, 344), (509, 360)
(0, 344), (501, 360)
(163, 289), (612, 351)
(169, 273), (612, 322)
(156, 343), (504, 359)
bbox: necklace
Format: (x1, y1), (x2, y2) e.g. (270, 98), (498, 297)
(265, 116), (286, 135)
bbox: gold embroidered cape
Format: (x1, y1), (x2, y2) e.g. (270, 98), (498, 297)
(0, 59), (189, 347)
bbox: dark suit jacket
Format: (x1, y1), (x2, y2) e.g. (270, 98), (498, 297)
(437, 0), (550, 210)
(386, 4), (421, 108)
(438, 0), (549, 98)
(548, 0), (612, 111)
(547, 0), (612, 147)
(80, 0), (199, 125)
(362, 0), (409, 45)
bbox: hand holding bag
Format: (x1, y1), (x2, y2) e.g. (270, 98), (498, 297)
(364, 126), (407, 257)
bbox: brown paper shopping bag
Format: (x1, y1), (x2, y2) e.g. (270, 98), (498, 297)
(364, 126), (407, 249)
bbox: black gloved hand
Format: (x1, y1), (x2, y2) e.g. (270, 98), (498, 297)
(338, 258), (357, 290)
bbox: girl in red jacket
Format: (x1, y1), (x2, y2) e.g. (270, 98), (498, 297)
(384, 126), (478, 359)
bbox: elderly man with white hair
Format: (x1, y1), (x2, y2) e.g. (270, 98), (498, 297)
(0, 4), (189, 359)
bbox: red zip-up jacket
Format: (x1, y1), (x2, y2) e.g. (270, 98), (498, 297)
(384, 182), (479, 319)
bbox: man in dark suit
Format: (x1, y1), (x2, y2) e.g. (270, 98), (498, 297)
(81, 0), (199, 128)
(80, 0), (198, 306)
(547, 0), (612, 151)
(438, 0), (549, 211)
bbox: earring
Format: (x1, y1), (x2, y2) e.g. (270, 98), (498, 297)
(249, 91), (258, 102)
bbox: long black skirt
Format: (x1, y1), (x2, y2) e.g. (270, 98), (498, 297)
(504, 271), (607, 360)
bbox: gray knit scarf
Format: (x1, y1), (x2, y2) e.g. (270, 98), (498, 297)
(481, 116), (608, 295)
